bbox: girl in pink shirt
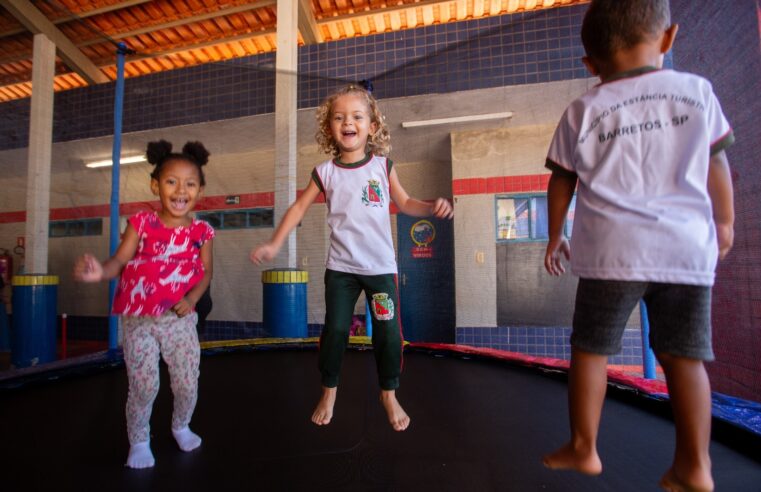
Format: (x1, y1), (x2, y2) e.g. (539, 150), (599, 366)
(74, 140), (214, 469)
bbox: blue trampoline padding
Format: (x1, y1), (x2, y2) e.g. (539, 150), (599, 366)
(712, 392), (761, 436)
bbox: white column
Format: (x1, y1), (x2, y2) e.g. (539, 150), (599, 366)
(274, 0), (298, 268)
(25, 33), (56, 274)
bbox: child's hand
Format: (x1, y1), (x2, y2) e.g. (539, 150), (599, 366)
(716, 222), (734, 259)
(250, 243), (278, 265)
(545, 237), (570, 275)
(431, 198), (454, 219)
(73, 254), (104, 282)
(172, 297), (194, 318)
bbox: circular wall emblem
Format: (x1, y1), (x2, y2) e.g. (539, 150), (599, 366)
(410, 219), (436, 247)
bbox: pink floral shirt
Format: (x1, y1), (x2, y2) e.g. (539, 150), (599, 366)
(113, 210), (215, 317)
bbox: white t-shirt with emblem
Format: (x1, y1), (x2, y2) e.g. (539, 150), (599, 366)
(546, 68), (734, 286)
(313, 154), (397, 275)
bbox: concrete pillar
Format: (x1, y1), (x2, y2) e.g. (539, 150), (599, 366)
(274, 0), (298, 268)
(25, 33), (55, 274)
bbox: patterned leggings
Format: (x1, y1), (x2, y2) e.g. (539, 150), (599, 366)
(122, 311), (200, 445)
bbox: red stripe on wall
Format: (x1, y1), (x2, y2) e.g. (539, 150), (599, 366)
(296, 189), (326, 204)
(195, 192), (275, 211)
(452, 174), (550, 196)
(0, 211), (25, 224)
(49, 204), (110, 220)
(0, 189), (437, 225)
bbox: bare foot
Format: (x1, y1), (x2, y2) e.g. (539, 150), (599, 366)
(311, 386), (337, 426)
(542, 442), (602, 476)
(659, 468), (714, 492)
(380, 390), (410, 431)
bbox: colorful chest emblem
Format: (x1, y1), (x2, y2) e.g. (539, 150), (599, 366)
(362, 179), (384, 207)
(371, 293), (395, 321)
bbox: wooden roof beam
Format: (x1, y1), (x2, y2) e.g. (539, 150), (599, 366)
(0, 0), (152, 39)
(298, 0), (322, 44)
(315, 0), (451, 24)
(125, 28), (277, 63)
(0, 0), (108, 84)
(0, 1), (277, 65)
(76, 0), (277, 48)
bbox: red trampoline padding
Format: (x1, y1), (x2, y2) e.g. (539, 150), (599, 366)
(407, 342), (669, 396)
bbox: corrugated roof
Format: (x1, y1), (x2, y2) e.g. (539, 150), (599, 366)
(0, 0), (587, 102)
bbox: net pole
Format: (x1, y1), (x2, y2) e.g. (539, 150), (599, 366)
(108, 43), (128, 350)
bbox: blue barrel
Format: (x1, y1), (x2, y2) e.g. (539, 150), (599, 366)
(11, 275), (58, 368)
(262, 269), (308, 338)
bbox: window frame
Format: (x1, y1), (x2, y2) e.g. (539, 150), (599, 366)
(195, 208), (274, 231)
(49, 218), (103, 238)
(495, 193), (575, 243)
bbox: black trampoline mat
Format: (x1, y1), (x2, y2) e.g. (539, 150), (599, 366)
(1, 350), (759, 491)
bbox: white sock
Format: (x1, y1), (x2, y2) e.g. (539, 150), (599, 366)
(172, 426), (202, 452)
(126, 441), (155, 469)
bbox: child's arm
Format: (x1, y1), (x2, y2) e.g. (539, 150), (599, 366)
(250, 180), (322, 265)
(73, 224), (139, 282)
(388, 168), (453, 219)
(707, 150), (734, 259)
(173, 239), (213, 318)
(544, 169), (577, 276)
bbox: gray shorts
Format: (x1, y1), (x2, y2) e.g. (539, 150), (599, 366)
(572, 278), (714, 361)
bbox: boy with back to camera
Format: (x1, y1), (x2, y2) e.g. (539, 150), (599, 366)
(542, 1), (734, 491)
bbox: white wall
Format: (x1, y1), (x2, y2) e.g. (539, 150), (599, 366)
(450, 79), (595, 328)
(0, 78), (594, 326)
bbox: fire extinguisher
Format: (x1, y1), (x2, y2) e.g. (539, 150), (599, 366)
(0, 248), (12, 286)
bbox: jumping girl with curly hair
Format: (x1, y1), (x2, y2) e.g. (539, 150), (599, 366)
(251, 84), (452, 431)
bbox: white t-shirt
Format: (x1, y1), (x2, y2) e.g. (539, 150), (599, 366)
(547, 67), (734, 286)
(312, 154), (397, 275)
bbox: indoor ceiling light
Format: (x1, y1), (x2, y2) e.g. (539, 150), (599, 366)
(401, 111), (513, 128)
(85, 155), (147, 168)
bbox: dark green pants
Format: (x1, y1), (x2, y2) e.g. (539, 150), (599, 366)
(320, 269), (403, 390)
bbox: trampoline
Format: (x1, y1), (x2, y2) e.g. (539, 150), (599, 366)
(1, 343), (760, 491)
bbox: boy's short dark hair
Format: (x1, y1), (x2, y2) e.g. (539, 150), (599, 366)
(581, 0), (671, 61)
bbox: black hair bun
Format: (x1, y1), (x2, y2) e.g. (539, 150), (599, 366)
(182, 141), (210, 167)
(146, 140), (172, 165)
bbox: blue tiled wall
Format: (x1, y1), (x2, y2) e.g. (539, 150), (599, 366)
(298, 7), (587, 106)
(65, 315), (645, 365)
(201, 322), (648, 365)
(62, 316), (307, 342)
(203, 320), (269, 341)
(456, 326), (647, 365)
(201, 320), (324, 342)
(206, 321), (647, 365)
(0, 5), (587, 151)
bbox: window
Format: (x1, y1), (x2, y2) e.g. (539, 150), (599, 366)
(496, 194), (575, 242)
(195, 208), (274, 230)
(49, 219), (103, 237)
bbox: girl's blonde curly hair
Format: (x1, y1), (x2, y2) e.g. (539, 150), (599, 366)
(315, 85), (391, 158)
